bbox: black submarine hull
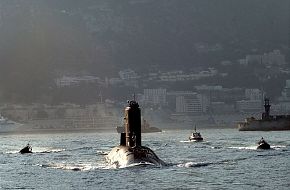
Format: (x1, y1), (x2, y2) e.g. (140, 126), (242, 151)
(106, 146), (166, 168)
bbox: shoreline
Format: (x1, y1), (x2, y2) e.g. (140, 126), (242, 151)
(0, 128), (115, 135)
(0, 126), (237, 135)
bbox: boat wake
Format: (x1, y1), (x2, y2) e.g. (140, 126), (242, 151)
(177, 161), (211, 168)
(228, 145), (286, 150)
(228, 146), (257, 150)
(5, 150), (23, 154)
(180, 140), (210, 144)
(5, 147), (65, 154)
(179, 140), (192, 143)
(38, 162), (110, 171)
(117, 162), (157, 169)
(271, 145), (286, 149)
(38, 161), (158, 171)
(177, 157), (248, 168)
(34, 147), (65, 153)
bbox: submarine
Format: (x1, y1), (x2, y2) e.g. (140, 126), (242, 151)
(106, 100), (166, 168)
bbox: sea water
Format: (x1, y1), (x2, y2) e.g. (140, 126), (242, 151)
(0, 129), (289, 190)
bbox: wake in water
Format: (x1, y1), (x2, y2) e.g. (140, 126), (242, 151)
(228, 146), (257, 150)
(180, 140), (193, 143)
(38, 162), (110, 171)
(228, 145), (287, 150)
(270, 145), (286, 149)
(177, 161), (211, 168)
(38, 161), (163, 171)
(5, 147), (65, 154)
(177, 157), (248, 168)
(38, 160), (161, 171)
(179, 140), (210, 144)
(116, 162), (157, 169)
(34, 147), (65, 153)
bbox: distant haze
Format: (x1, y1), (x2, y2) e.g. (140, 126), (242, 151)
(0, 0), (289, 102)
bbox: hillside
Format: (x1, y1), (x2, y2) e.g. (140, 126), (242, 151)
(0, 0), (289, 103)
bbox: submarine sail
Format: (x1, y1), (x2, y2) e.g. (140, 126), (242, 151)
(106, 100), (166, 168)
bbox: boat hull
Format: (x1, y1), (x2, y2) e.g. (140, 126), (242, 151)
(238, 118), (290, 131)
(257, 142), (271, 150)
(189, 137), (203, 142)
(19, 146), (32, 154)
(116, 126), (162, 133)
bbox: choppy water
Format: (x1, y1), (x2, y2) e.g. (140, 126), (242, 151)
(0, 129), (289, 190)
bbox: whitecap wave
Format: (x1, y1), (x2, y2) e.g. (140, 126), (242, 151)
(32, 147), (65, 153)
(6, 150), (20, 154)
(38, 162), (109, 171)
(106, 161), (158, 169)
(228, 146), (257, 150)
(6, 147), (65, 154)
(177, 161), (211, 168)
(119, 162), (156, 169)
(229, 145), (286, 150)
(179, 140), (191, 143)
(271, 145), (286, 150)
(180, 140), (209, 144)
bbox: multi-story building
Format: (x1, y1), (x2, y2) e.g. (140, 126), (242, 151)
(245, 89), (263, 100)
(246, 54), (262, 65)
(195, 85), (244, 103)
(236, 100), (262, 112)
(143, 88), (167, 106)
(55, 76), (100, 88)
(262, 50), (285, 66)
(175, 94), (202, 113)
(118, 69), (139, 87)
(167, 91), (208, 114)
(280, 79), (290, 101)
(118, 69), (138, 80)
(210, 102), (235, 113)
(245, 50), (285, 66)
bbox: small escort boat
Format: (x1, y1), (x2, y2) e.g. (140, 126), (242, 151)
(19, 143), (32, 154)
(189, 126), (203, 141)
(257, 137), (270, 150)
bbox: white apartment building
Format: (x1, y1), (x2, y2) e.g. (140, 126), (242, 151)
(262, 50), (285, 66)
(236, 100), (262, 112)
(281, 79), (290, 100)
(246, 50), (285, 66)
(246, 55), (262, 64)
(143, 88), (167, 106)
(55, 76), (99, 88)
(175, 92), (208, 113)
(245, 89), (262, 100)
(118, 69), (138, 80)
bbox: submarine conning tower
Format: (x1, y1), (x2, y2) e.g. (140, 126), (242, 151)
(107, 99), (167, 167)
(121, 100), (142, 147)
